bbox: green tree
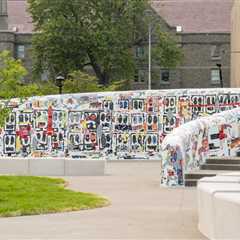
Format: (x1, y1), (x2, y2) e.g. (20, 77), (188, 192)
(0, 51), (125, 127)
(35, 71), (107, 95)
(0, 51), (28, 99)
(28, 0), (183, 86)
(35, 71), (127, 95)
(0, 51), (46, 99)
(0, 51), (28, 127)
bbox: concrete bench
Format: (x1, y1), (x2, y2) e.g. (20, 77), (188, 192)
(0, 157), (106, 176)
(197, 175), (240, 240)
(214, 192), (240, 239)
(218, 172), (240, 177)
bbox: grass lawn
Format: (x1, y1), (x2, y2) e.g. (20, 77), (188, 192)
(0, 176), (110, 217)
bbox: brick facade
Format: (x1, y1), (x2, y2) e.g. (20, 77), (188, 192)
(0, 0), (233, 89)
(133, 24), (231, 90)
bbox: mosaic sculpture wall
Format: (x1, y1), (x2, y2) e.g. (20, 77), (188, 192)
(1, 89), (240, 160)
(161, 108), (240, 186)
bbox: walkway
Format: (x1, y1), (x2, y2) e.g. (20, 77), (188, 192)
(0, 161), (206, 240)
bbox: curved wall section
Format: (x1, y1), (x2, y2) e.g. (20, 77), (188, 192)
(161, 108), (240, 186)
(1, 88), (240, 160)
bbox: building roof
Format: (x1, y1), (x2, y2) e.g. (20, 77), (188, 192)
(7, 0), (233, 34)
(151, 0), (233, 33)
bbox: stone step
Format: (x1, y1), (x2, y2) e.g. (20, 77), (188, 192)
(200, 164), (240, 171)
(207, 157), (240, 161)
(206, 157), (240, 165)
(185, 172), (217, 180)
(185, 179), (199, 187)
(184, 173), (217, 187)
(206, 159), (240, 165)
(184, 171), (217, 187)
(184, 170), (234, 187)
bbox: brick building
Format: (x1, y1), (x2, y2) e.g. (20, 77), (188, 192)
(134, 0), (233, 89)
(0, 0), (234, 88)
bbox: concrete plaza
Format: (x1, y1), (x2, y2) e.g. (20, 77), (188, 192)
(0, 161), (206, 240)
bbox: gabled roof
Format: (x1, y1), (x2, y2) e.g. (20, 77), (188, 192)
(7, 0), (233, 34)
(151, 0), (233, 33)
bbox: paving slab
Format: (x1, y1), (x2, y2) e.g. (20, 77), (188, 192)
(0, 161), (206, 240)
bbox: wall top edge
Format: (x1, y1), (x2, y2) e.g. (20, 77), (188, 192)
(27, 88), (240, 99)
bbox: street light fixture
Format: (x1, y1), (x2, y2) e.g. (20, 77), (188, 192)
(216, 64), (223, 88)
(55, 74), (65, 94)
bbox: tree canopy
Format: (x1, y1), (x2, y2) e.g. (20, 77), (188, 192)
(0, 51), (124, 99)
(0, 51), (28, 99)
(28, 0), (183, 86)
(0, 51), (121, 126)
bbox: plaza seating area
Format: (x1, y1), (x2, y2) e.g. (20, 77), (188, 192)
(198, 173), (240, 240)
(1, 89), (240, 239)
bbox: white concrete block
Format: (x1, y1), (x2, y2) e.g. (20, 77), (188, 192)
(64, 159), (105, 176)
(214, 192), (240, 240)
(0, 157), (106, 176)
(198, 175), (240, 184)
(29, 158), (65, 176)
(198, 176), (240, 240)
(0, 158), (28, 175)
(218, 172), (240, 177)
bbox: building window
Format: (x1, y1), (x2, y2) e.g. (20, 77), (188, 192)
(0, 0), (7, 15)
(139, 70), (145, 82)
(134, 70), (138, 82)
(134, 70), (145, 82)
(135, 46), (145, 58)
(41, 70), (49, 81)
(16, 45), (25, 59)
(211, 45), (221, 60)
(211, 69), (220, 84)
(160, 69), (170, 83)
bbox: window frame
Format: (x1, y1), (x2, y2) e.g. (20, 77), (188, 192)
(135, 46), (145, 58)
(211, 45), (221, 60)
(16, 45), (25, 59)
(160, 69), (170, 84)
(134, 70), (145, 83)
(210, 68), (221, 84)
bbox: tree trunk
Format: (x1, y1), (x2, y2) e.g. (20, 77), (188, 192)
(87, 51), (109, 85)
(102, 69), (110, 85)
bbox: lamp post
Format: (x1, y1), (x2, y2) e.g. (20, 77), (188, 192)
(144, 9), (153, 90)
(216, 64), (223, 88)
(55, 75), (65, 94)
(148, 22), (152, 90)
